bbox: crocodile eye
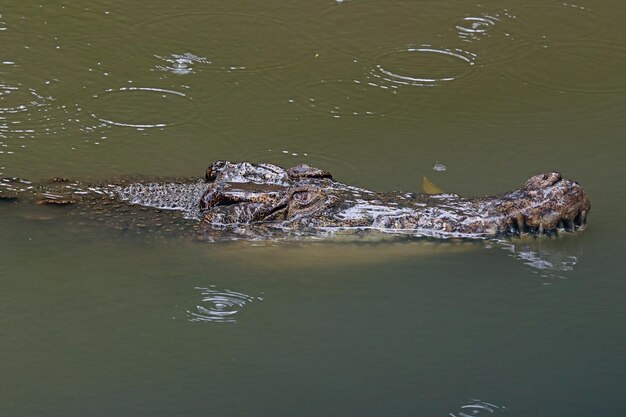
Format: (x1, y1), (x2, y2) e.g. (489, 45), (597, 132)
(287, 187), (327, 218)
(292, 190), (315, 204)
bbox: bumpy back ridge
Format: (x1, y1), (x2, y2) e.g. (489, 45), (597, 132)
(115, 181), (208, 219)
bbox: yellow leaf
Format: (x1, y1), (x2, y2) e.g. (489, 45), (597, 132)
(423, 176), (445, 195)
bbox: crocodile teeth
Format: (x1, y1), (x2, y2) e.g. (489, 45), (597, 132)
(508, 220), (519, 235)
(573, 210), (587, 231)
(515, 214), (527, 234)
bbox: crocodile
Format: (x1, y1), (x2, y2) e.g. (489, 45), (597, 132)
(0, 160), (590, 240)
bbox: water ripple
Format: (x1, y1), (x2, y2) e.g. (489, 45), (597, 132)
(455, 15), (499, 42)
(369, 45), (478, 88)
(187, 287), (263, 323)
(139, 11), (311, 73)
(0, 84), (50, 116)
(154, 53), (211, 75)
(443, 10), (530, 65)
(0, 83), (55, 141)
(86, 86), (197, 130)
(449, 399), (508, 416)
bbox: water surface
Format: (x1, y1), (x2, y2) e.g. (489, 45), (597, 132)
(0, 0), (624, 416)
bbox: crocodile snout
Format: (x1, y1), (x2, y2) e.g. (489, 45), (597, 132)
(508, 174), (590, 236)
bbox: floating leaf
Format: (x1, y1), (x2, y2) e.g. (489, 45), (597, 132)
(423, 176), (444, 194)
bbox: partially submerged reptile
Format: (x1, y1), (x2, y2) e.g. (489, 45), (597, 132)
(0, 160), (590, 240)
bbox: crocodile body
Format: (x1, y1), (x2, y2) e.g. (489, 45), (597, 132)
(0, 161), (591, 240)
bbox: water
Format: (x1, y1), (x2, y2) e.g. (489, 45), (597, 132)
(0, 0), (625, 415)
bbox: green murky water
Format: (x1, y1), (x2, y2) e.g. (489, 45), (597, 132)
(1, 0), (625, 415)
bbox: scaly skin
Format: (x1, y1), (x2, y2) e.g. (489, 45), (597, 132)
(0, 161), (590, 239)
(200, 161), (590, 238)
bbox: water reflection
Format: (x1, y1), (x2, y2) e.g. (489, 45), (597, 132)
(495, 237), (584, 281)
(448, 399), (508, 416)
(187, 286), (263, 323)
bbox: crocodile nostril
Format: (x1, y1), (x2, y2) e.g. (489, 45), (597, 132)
(205, 171), (216, 182)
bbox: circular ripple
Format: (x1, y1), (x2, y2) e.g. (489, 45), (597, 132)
(139, 11), (311, 73)
(0, 83), (57, 140)
(455, 15), (499, 41)
(187, 287), (262, 323)
(495, 3), (599, 42)
(449, 399), (508, 416)
(154, 53), (211, 75)
(0, 84), (50, 115)
(369, 45), (478, 88)
(506, 40), (626, 95)
(86, 86), (197, 130)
